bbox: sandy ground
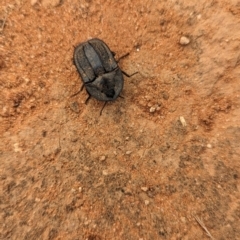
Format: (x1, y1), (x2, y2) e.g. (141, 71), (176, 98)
(1, 0), (240, 239)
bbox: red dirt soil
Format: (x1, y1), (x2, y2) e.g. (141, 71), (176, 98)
(0, 0), (240, 239)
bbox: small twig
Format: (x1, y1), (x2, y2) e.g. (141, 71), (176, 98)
(194, 215), (215, 240)
(0, 14), (8, 33)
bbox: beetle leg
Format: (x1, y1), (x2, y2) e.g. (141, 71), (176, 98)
(71, 84), (85, 97)
(85, 95), (91, 104)
(100, 102), (107, 115)
(122, 70), (138, 78)
(80, 84), (85, 91)
(71, 89), (81, 97)
(117, 53), (130, 63)
(117, 53), (139, 77)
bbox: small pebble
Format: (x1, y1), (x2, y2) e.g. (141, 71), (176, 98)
(42, 0), (62, 7)
(78, 187), (82, 192)
(207, 144), (212, 148)
(84, 166), (90, 172)
(102, 170), (108, 176)
(180, 217), (186, 223)
(71, 136), (78, 142)
(13, 143), (22, 152)
(180, 36), (190, 45)
(141, 187), (148, 192)
(180, 116), (187, 127)
(31, 0), (38, 6)
(99, 155), (106, 161)
(144, 200), (150, 205)
(162, 92), (169, 100)
(149, 106), (156, 113)
(126, 151), (132, 155)
(69, 101), (80, 113)
(147, 102), (152, 107)
(123, 187), (132, 195)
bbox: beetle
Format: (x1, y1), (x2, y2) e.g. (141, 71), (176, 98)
(73, 38), (137, 114)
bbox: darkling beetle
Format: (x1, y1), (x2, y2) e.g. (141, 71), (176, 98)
(73, 38), (137, 115)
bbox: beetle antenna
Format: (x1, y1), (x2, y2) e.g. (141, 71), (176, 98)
(100, 102), (107, 115)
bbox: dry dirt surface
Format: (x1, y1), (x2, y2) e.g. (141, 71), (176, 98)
(1, 0), (240, 239)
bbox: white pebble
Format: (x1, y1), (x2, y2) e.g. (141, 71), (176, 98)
(102, 170), (108, 176)
(144, 200), (150, 205)
(141, 187), (148, 192)
(99, 155), (106, 161)
(126, 151), (132, 155)
(180, 36), (190, 45)
(149, 106), (156, 113)
(207, 144), (212, 148)
(179, 116), (187, 127)
(13, 143), (22, 152)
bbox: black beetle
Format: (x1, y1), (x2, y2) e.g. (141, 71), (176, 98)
(73, 38), (137, 114)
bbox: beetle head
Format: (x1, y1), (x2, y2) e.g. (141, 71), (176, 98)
(85, 68), (123, 101)
(101, 77), (115, 98)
